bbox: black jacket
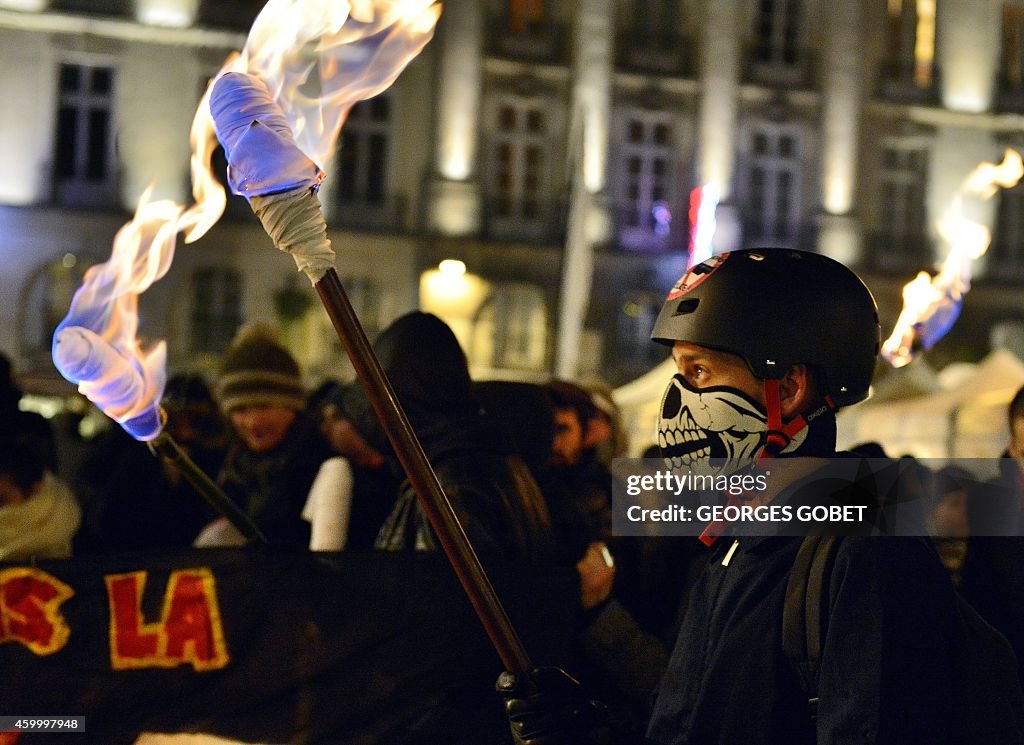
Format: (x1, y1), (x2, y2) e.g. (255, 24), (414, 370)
(220, 412), (334, 548)
(647, 457), (959, 745)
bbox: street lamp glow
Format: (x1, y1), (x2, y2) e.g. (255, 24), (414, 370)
(438, 259), (466, 276)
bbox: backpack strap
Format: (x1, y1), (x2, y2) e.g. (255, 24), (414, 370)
(783, 535), (840, 723)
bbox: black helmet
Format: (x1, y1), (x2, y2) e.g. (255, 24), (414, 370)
(650, 249), (880, 407)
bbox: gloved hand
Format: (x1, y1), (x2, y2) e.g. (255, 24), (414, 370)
(495, 666), (606, 745)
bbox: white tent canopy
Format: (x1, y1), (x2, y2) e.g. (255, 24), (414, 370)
(837, 348), (1024, 462)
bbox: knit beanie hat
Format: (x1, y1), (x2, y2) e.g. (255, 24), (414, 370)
(216, 323), (304, 413)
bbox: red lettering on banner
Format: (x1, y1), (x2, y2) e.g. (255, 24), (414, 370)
(107, 572), (160, 660)
(106, 569), (229, 671)
(0, 568), (73, 655)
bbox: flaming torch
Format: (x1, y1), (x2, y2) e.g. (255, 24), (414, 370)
(50, 190), (266, 541)
(206, 2), (532, 675)
(882, 148), (1024, 367)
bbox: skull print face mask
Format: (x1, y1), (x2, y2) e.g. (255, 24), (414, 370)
(658, 373), (807, 478)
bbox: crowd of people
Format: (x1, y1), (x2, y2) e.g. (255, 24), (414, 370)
(1, 249), (1023, 743)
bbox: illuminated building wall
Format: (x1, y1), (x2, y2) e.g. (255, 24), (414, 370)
(2, 1), (1024, 389)
(937, 0), (999, 113)
(0, 27), (53, 205)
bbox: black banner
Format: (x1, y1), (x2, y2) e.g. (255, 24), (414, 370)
(0, 549), (510, 744)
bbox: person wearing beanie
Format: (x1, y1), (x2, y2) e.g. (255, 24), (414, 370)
(200, 323), (340, 549)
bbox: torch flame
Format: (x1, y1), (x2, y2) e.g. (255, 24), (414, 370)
(687, 184), (719, 269)
(881, 148), (1024, 368)
(51, 0), (440, 439)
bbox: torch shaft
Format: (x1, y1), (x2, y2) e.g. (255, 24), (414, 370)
(148, 430), (268, 544)
(314, 267), (532, 675)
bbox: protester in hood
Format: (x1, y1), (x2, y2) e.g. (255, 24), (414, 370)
(0, 439), (80, 561)
(345, 312), (583, 660)
(349, 312), (555, 564)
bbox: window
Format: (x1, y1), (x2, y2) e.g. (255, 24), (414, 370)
(334, 95), (395, 228)
(875, 144), (929, 265)
(754, 0), (801, 66)
(486, 98), (552, 239)
(1002, 3), (1024, 91)
(742, 124), (802, 246)
(619, 0), (689, 73)
(494, 0), (562, 62)
(883, 0), (935, 89)
(471, 283), (548, 371)
(632, 0), (677, 47)
(55, 62), (117, 207)
(617, 112), (678, 251)
(190, 268), (241, 354)
(337, 95), (391, 208)
(992, 179), (1024, 271)
(999, 4), (1024, 110)
(508, 0), (544, 34)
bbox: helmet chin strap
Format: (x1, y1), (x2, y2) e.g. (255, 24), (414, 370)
(698, 379), (837, 547)
(760, 379), (798, 459)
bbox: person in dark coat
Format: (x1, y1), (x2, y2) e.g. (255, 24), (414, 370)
(1, 351), (57, 473)
(344, 313), (585, 656)
(959, 383), (1024, 689)
(73, 373), (226, 553)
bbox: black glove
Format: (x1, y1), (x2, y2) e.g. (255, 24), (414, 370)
(495, 666), (606, 745)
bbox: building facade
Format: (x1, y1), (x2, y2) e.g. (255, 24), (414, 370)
(2, 0), (1024, 398)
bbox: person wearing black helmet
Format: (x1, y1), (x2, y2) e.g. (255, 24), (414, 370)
(498, 249), (971, 745)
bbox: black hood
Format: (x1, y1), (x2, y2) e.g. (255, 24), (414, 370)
(345, 312), (490, 460)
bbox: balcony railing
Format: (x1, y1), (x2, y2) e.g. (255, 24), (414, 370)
(615, 32), (696, 77)
(740, 219), (819, 253)
(49, 0), (132, 18)
(610, 198), (689, 254)
(331, 194), (411, 234)
(863, 231), (933, 274)
(742, 44), (817, 90)
(876, 61), (942, 106)
(196, 0), (263, 31)
(995, 74), (1024, 114)
(480, 194), (567, 245)
(486, 18), (569, 66)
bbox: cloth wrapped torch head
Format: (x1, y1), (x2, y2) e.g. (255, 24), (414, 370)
(209, 72), (324, 201)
